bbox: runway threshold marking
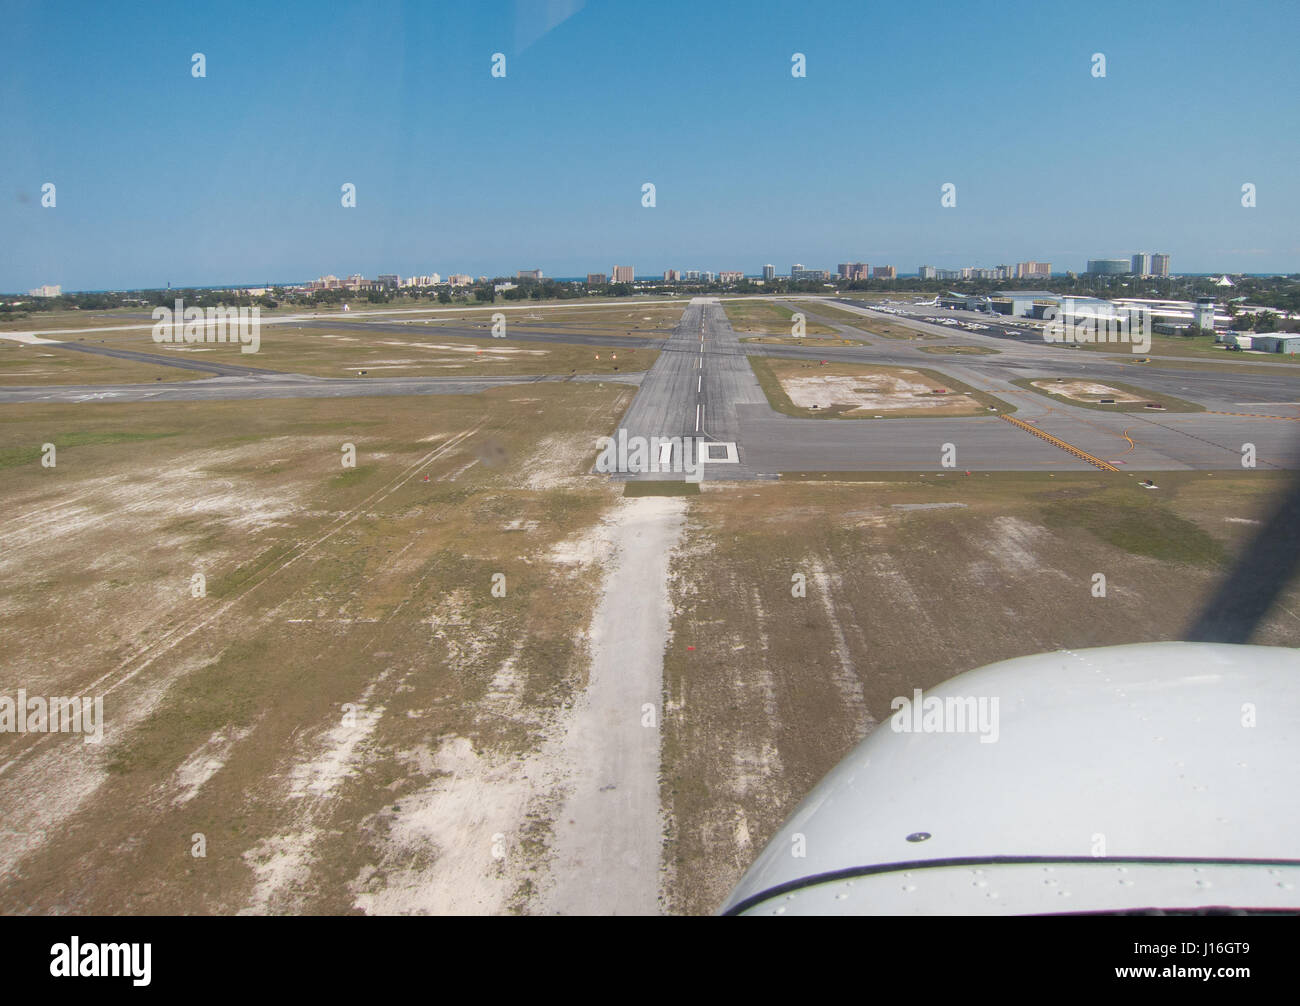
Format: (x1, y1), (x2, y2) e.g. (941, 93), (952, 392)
(998, 413), (1121, 471)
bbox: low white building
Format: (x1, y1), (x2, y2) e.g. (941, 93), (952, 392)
(1251, 334), (1300, 354)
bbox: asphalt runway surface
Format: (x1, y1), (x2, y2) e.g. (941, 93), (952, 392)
(612, 298), (769, 479)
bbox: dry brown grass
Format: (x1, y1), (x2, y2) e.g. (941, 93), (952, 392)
(0, 382), (636, 914)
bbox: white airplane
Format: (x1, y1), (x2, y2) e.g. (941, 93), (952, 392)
(721, 641), (1300, 915)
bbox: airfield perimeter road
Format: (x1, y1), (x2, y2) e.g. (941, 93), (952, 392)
(4, 296), (1300, 474)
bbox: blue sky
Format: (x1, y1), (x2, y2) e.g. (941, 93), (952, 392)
(2, 0), (1298, 290)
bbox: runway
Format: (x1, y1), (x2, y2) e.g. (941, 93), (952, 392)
(609, 298), (768, 479)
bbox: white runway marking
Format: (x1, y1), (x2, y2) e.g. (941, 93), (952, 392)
(695, 404), (701, 432)
(699, 441), (739, 464)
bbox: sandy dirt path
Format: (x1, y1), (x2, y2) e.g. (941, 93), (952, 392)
(542, 495), (687, 915)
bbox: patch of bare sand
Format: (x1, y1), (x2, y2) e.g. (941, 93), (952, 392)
(1032, 379), (1143, 403)
(170, 723), (259, 807)
(807, 558), (872, 737)
(0, 650), (222, 879)
(349, 735), (559, 915)
(517, 435), (601, 491)
(781, 369), (977, 414)
(979, 516), (1070, 579)
(239, 674), (391, 914)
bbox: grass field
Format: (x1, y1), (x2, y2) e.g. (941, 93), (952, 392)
(0, 302), (685, 383)
(917, 344), (1000, 355)
(738, 335), (869, 347)
(350, 302), (686, 339)
(9, 327), (660, 381)
(241, 329), (660, 379)
(0, 309), (156, 332)
(786, 301), (943, 340)
(0, 382), (639, 914)
(1107, 355), (1300, 376)
(659, 470), (1300, 913)
(785, 300), (882, 324)
(723, 300), (836, 336)
(0, 339), (204, 385)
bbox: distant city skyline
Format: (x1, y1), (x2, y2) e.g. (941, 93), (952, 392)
(25, 261), (1294, 298)
(3, 0), (1297, 290)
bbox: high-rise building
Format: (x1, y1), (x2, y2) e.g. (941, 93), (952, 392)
(1131, 253), (1151, 277)
(517, 269), (543, 280)
(1016, 261), (1051, 279)
(586, 273), (607, 285)
(719, 271), (744, 283)
(790, 263), (803, 277)
(1086, 259), (1130, 275)
(1151, 253), (1171, 277)
(27, 284), (61, 297)
(762, 264), (775, 281)
(664, 269), (681, 282)
(684, 270), (701, 282)
(873, 265), (897, 280)
(918, 265), (937, 280)
(611, 265), (635, 283)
